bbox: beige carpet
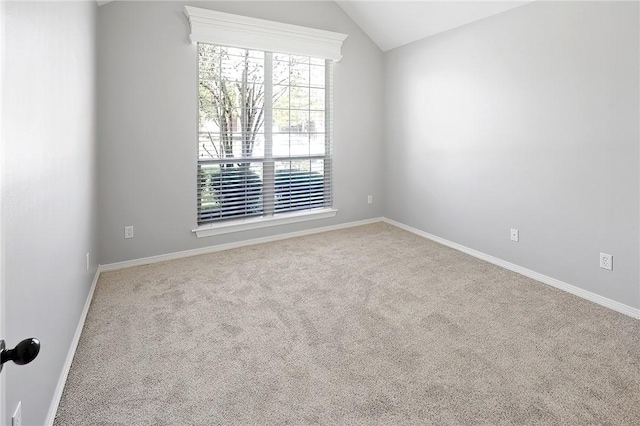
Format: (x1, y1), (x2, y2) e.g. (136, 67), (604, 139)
(55, 222), (640, 425)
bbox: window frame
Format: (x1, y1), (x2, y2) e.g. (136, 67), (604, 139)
(184, 7), (346, 237)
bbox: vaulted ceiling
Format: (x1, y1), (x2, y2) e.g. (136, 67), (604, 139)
(335, 1), (532, 51)
(96, 1), (532, 53)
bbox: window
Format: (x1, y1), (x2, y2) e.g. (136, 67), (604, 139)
(184, 6), (347, 236)
(197, 45), (332, 224)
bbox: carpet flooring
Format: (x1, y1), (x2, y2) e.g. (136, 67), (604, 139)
(55, 222), (640, 425)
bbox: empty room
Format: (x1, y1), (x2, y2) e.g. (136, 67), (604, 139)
(1, 0), (639, 424)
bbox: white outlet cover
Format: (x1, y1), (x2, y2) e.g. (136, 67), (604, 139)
(124, 226), (134, 239)
(510, 228), (519, 242)
(600, 253), (613, 271)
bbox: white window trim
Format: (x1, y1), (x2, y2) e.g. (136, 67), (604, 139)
(183, 6), (348, 61)
(187, 7), (344, 236)
(192, 208), (338, 238)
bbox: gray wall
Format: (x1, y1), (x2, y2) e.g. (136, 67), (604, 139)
(97, 1), (384, 265)
(384, 1), (640, 309)
(1, 1), (98, 425)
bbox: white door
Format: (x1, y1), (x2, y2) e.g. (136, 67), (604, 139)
(1, 0), (6, 422)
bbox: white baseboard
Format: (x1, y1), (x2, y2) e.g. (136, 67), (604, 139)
(45, 266), (101, 426)
(382, 217), (640, 320)
(100, 217), (384, 272)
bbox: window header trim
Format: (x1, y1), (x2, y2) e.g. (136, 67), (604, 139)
(183, 6), (348, 61)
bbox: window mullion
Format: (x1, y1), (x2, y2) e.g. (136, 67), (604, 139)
(263, 52), (275, 216)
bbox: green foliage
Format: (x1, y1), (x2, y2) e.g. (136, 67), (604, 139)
(199, 166), (263, 220)
(275, 170), (325, 212)
(198, 167), (326, 222)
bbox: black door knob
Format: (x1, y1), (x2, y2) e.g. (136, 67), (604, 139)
(0, 338), (40, 372)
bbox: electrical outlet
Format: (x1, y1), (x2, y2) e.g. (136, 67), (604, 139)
(124, 226), (134, 239)
(510, 228), (519, 242)
(600, 253), (613, 271)
(86, 252), (90, 271)
(367, 195), (373, 204)
(12, 401), (22, 426)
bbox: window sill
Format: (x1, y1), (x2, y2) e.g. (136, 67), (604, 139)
(192, 208), (338, 238)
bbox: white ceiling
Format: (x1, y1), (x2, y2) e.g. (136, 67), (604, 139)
(336, 1), (532, 52)
(97, 1), (531, 52)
